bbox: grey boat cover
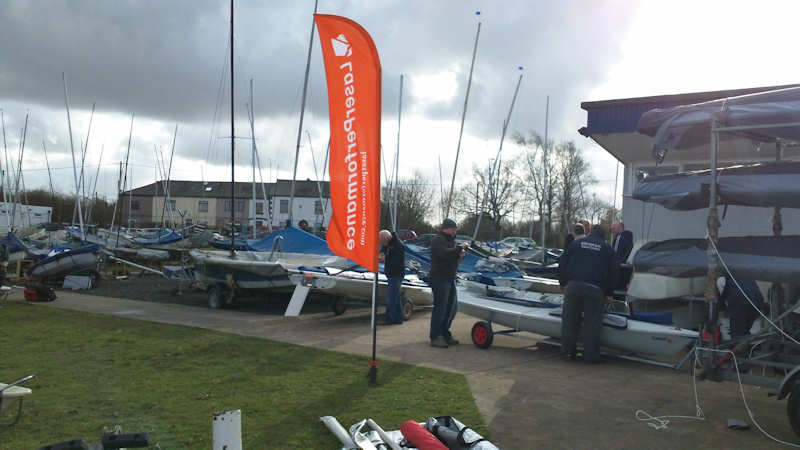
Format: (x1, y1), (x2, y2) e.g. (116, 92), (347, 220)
(636, 87), (800, 162)
(631, 162), (800, 210)
(633, 236), (800, 283)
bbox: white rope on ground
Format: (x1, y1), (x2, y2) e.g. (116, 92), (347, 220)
(636, 344), (800, 446)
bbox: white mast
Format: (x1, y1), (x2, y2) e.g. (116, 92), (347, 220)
(288, 0), (319, 224)
(392, 75), (403, 232)
(249, 79), (256, 238)
(445, 17), (481, 219)
(0, 110), (11, 230)
(540, 95), (549, 264)
(62, 74), (86, 242)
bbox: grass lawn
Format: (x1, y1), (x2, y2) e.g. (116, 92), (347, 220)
(0, 301), (485, 448)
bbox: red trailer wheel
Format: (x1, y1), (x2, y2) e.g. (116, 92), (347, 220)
(471, 321), (494, 349)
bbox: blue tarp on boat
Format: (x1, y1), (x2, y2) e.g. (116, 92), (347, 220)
(249, 226), (333, 254)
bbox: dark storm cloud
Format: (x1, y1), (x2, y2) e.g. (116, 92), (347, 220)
(0, 0), (640, 196)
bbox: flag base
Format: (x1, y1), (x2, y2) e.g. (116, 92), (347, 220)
(367, 361), (377, 384)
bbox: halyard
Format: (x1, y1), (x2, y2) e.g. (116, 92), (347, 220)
(0, 301), (484, 448)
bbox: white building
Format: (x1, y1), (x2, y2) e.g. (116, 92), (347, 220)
(0, 202), (53, 232)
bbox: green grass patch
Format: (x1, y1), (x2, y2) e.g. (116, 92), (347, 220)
(0, 302), (485, 448)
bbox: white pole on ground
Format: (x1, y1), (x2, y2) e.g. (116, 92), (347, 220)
(212, 409), (242, 450)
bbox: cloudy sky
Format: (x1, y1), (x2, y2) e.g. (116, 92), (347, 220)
(1, 0), (799, 219)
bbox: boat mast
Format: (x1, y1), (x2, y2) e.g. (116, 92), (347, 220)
(444, 17), (481, 219)
(62, 74), (86, 242)
(471, 71), (522, 243)
(86, 142), (104, 225)
(249, 99), (272, 232)
(541, 95), (549, 264)
(114, 113), (134, 247)
(159, 124), (178, 234)
(305, 131), (327, 231)
(41, 141), (55, 203)
(288, 0), (319, 225)
(72, 102), (95, 231)
(0, 110), (10, 230)
(10, 114), (28, 231)
(250, 79), (256, 239)
(229, 0), (235, 256)
(392, 75), (403, 232)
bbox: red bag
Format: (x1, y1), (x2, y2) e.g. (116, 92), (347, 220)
(400, 420), (447, 450)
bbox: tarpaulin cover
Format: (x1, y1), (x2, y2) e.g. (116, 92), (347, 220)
(404, 244), (523, 278)
(632, 236), (800, 283)
(632, 162), (800, 210)
(249, 226), (334, 255)
(636, 87), (800, 162)
(1, 233), (28, 254)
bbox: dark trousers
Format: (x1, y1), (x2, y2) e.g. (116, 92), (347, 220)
(561, 281), (606, 363)
(429, 279), (458, 341)
(385, 276), (404, 324)
(729, 303), (759, 338)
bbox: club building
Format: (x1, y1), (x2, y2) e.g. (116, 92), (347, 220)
(120, 179), (331, 231)
(580, 84), (800, 243)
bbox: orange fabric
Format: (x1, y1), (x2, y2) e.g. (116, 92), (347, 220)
(314, 14), (381, 273)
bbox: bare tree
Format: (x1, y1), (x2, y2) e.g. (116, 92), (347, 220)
(553, 141), (595, 236)
(380, 170), (436, 233)
(514, 131), (557, 245)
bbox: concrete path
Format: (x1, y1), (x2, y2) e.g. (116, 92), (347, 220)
(12, 290), (795, 449)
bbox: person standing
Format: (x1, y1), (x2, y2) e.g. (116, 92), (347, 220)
(428, 219), (467, 348)
(611, 222), (634, 263)
(558, 224), (619, 363)
(379, 229), (405, 325)
(562, 223), (585, 250)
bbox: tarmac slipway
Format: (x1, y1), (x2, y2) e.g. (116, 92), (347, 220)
(10, 290), (796, 449)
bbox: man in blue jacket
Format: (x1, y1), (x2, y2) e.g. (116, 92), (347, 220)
(428, 219), (468, 348)
(558, 224), (619, 363)
(379, 229), (406, 325)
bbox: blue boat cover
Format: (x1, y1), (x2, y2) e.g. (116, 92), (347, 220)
(248, 226), (334, 255)
(1, 233), (28, 254)
(133, 230), (183, 245)
(28, 244), (99, 276)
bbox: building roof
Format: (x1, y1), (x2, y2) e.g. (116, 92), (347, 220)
(579, 84), (800, 164)
(123, 179), (329, 199)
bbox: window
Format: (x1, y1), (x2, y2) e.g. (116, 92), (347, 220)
(236, 200), (244, 212)
(167, 199), (176, 210)
(198, 200), (209, 213)
(256, 220), (263, 228)
(315, 200), (323, 215)
(131, 200), (140, 211)
(256, 202), (264, 215)
(224, 200), (232, 212)
(280, 199), (289, 214)
(185, 219), (193, 225)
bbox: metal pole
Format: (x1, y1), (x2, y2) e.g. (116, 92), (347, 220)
(541, 95), (549, 263)
(250, 79), (256, 239)
(471, 72), (523, 242)
(392, 75), (403, 232)
(72, 102), (95, 230)
(229, 0), (236, 256)
(306, 132), (327, 230)
(705, 118), (721, 333)
(445, 21), (481, 219)
(115, 114), (134, 247)
(159, 124), (178, 238)
(0, 111), (10, 230)
(42, 140), (55, 201)
(62, 74), (86, 242)
(10, 115), (28, 231)
(289, 0), (319, 224)
(367, 272), (379, 383)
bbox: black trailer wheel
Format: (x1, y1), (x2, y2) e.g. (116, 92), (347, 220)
(331, 296), (347, 315)
(471, 321), (494, 349)
(208, 285), (229, 309)
(787, 383), (800, 437)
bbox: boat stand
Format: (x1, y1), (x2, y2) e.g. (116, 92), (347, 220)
(534, 336), (696, 370)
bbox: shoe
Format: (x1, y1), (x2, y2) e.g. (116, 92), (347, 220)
(445, 336), (460, 346)
(430, 336), (449, 348)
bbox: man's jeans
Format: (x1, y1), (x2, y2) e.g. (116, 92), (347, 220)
(385, 276), (404, 324)
(561, 281), (605, 363)
(429, 279), (458, 341)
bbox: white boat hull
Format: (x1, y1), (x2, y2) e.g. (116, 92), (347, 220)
(289, 271), (434, 306)
(458, 290), (697, 356)
(492, 276), (561, 293)
(29, 251), (98, 279)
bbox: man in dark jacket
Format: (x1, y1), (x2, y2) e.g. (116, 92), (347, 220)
(428, 219), (467, 348)
(718, 273), (765, 338)
(379, 229), (405, 324)
(558, 224), (619, 363)
(563, 223), (585, 250)
(611, 222), (634, 263)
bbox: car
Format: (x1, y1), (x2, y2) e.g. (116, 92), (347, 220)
(498, 236), (536, 249)
(396, 229), (417, 241)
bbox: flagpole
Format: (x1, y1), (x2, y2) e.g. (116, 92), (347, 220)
(368, 272), (378, 383)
